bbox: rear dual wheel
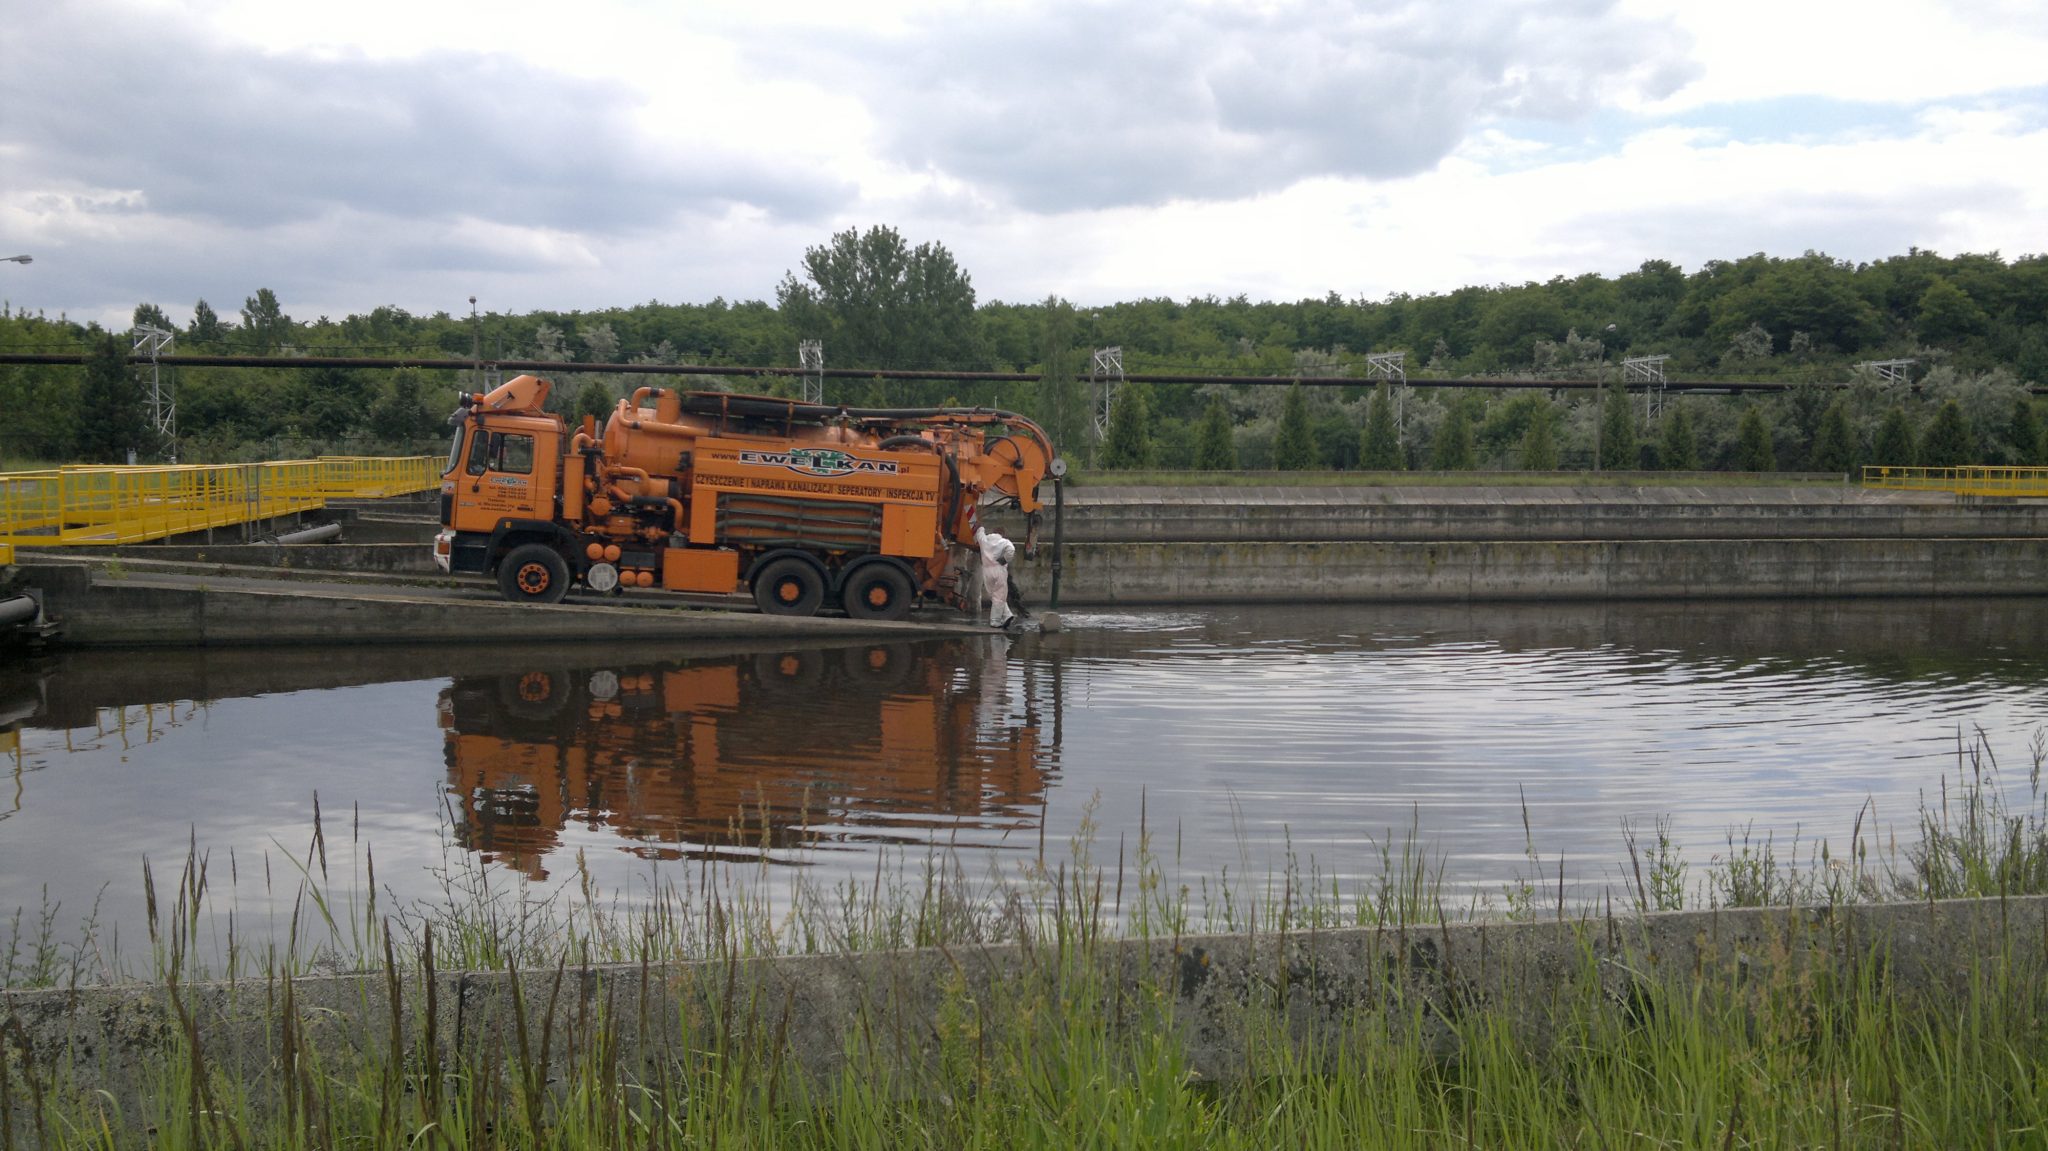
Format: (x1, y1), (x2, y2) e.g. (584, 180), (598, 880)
(840, 562), (914, 622)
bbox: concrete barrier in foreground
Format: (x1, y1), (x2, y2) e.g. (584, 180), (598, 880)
(3, 895), (2041, 1139)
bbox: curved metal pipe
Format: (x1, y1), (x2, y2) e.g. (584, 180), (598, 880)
(0, 595), (37, 627)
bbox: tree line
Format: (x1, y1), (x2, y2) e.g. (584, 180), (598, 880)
(2, 229), (2044, 472)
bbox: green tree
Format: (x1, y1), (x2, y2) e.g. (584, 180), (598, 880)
(298, 365), (368, 441)
(368, 368), (437, 445)
(574, 378), (614, 424)
(132, 302), (173, 333)
(1360, 382), (1402, 469)
(1429, 399), (1477, 470)
(776, 225), (980, 402)
(580, 322), (620, 364)
(1477, 288), (1568, 365)
(1272, 383), (1317, 470)
(1811, 399), (1856, 474)
(1734, 406), (1776, 471)
(240, 288), (292, 353)
(1872, 406), (1916, 467)
(1918, 400), (1975, 466)
(187, 299), (225, 345)
(1659, 403), (1699, 471)
(1033, 297), (1090, 461)
(1519, 400), (1559, 469)
(1916, 276), (1988, 346)
(1599, 380), (1637, 470)
(2007, 398), (2042, 467)
(1099, 383), (1152, 469)
(73, 333), (150, 462)
(1194, 396), (1237, 470)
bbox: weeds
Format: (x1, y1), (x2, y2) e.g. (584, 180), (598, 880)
(3, 728), (2048, 1146)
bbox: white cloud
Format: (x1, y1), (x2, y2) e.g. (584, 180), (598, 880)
(2, 0), (2045, 332)
(1627, 0), (2048, 109)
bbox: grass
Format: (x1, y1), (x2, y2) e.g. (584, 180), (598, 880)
(4, 730), (2048, 1147)
(1066, 467), (1850, 488)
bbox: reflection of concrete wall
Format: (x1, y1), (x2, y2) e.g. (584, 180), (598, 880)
(1023, 538), (2048, 605)
(6, 894), (2043, 1138)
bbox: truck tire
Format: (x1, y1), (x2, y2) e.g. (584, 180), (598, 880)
(842, 642), (913, 692)
(840, 562), (915, 621)
(753, 649), (825, 696)
(752, 556), (824, 616)
(498, 543), (570, 604)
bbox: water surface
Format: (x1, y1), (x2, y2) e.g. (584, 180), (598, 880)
(4, 599), (2045, 941)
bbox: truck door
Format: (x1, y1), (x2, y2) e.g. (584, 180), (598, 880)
(453, 426), (555, 527)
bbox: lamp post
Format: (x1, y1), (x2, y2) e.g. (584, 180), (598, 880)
(1, 255), (30, 265)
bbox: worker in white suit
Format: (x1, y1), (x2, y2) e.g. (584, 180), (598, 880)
(974, 525), (1017, 629)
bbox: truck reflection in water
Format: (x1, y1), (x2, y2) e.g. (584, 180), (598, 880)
(439, 640), (1058, 876)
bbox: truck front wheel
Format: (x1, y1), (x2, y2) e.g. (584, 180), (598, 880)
(498, 543), (570, 604)
(752, 557), (825, 616)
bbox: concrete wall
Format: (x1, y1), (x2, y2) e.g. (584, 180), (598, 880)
(993, 485), (2048, 544)
(16, 563), (983, 647)
(4, 895), (2040, 1141)
(102, 541), (440, 573)
(1022, 536), (2048, 605)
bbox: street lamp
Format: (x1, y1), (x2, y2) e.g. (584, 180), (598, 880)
(1, 255), (30, 265)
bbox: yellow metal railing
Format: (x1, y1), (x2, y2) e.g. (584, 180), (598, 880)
(0, 456), (438, 548)
(313, 455), (440, 499)
(1862, 465), (2048, 498)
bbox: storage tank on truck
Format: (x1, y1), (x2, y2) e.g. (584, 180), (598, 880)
(432, 375), (1058, 619)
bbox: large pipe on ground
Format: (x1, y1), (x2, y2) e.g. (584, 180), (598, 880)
(0, 594), (37, 627)
(275, 522), (343, 544)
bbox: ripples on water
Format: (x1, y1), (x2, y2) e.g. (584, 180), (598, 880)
(3, 599), (2046, 928)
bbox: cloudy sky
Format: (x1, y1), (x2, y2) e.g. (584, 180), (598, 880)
(4, 0), (2046, 331)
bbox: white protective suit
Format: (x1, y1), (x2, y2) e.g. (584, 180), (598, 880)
(975, 526), (1017, 628)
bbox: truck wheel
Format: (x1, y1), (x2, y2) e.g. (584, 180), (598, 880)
(840, 563), (914, 621)
(842, 642), (913, 692)
(752, 557), (824, 616)
(753, 650), (825, 696)
(499, 543), (570, 604)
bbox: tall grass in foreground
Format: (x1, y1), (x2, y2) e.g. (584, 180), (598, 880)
(4, 729), (2048, 1147)
(65, 937), (2048, 1149)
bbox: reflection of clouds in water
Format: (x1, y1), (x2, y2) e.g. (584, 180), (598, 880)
(1021, 600), (2048, 905)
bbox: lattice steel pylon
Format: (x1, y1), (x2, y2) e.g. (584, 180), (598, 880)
(1091, 346), (1125, 437)
(1365, 351), (1408, 432)
(132, 324), (176, 460)
(798, 340), (824, 404)
(1622, 354), (1669, 419)
(1857, 358), (1915, 386)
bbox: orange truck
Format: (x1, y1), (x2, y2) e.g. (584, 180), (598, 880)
(433, 374), (1059, 618)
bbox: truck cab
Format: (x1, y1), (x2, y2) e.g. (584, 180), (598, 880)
(435, 387), (572, 600)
